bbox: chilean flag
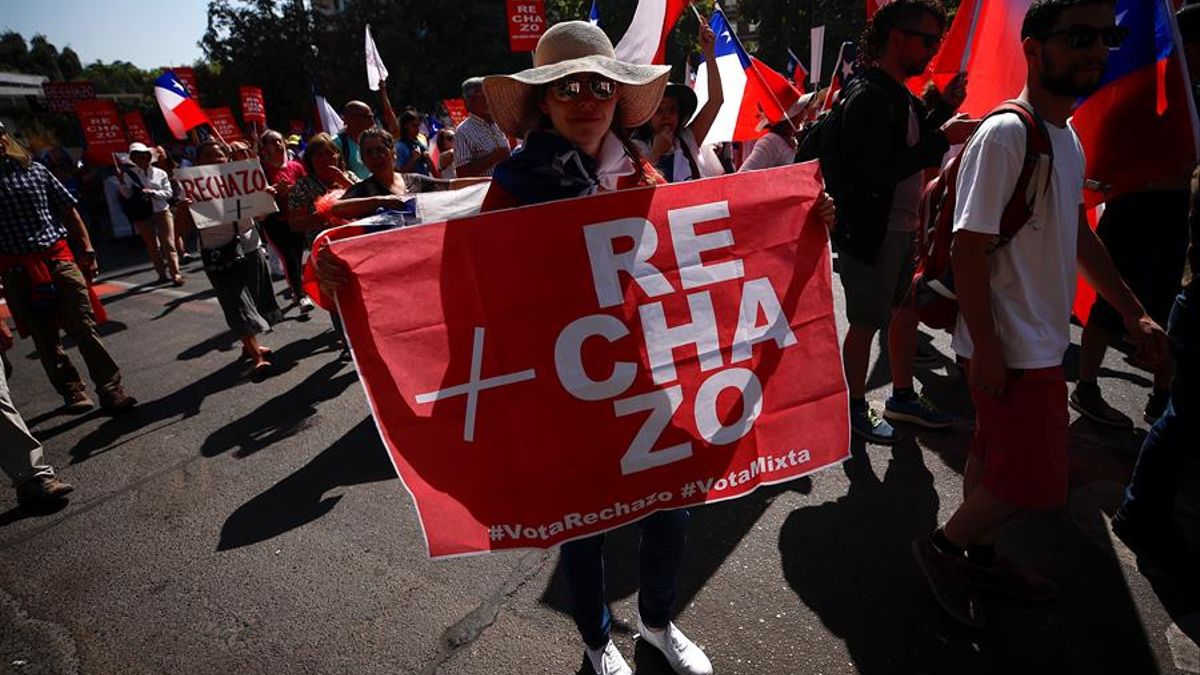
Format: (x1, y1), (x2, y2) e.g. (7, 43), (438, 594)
(821, 42), (860, 112)
(1074, 0), (1199, 208)
(786, 49), (809, 92)
(154, 71), (210, 140)
(614, 0), (688, 64)
(694, 8), (802, 143)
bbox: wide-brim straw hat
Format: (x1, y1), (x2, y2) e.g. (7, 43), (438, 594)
(483, 21), (671, 138)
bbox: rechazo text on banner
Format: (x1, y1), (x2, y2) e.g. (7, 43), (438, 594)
(174, 159), (278, 229)
(330, 162), (850, 558)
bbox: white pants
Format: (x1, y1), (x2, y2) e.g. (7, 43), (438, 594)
(0, 363), (52, 486)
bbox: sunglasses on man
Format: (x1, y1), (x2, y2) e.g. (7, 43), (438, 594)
(549, 75), (617, 103)
(1041, 24), (1129, 50)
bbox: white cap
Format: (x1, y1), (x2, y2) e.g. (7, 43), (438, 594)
(128, 142), (152, 155)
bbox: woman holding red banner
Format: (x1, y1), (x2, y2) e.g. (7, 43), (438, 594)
(179, 139), (281, 378)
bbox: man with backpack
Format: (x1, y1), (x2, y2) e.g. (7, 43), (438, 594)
(911, 0), (1169, 627)
(118, 142), (182, 286)
(822, 0), (978, 444)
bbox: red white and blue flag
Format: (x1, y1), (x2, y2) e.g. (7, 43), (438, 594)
(786, 49), (809, 92)
(614, 0), (688, 65)
(694, 8), (803, 143)
(1074, 0), (1199, 207)
(821, 42), (860, 112)
(154, 71), (210, 140)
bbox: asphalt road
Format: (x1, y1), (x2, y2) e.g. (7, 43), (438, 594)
(1, 238), (1196, 675)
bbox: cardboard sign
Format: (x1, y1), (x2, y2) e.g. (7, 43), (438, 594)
(204, 107), (245, 143)
(171, 67), (200, 100)
(443, 98), (469, 126)
(123, 111), (153, 146)
(174, 159), (278, 228)
(75, 100), (127, 166)
(330, 162), (850, 558)
(43, 81), (96, 114)
(240, 86), (267, 125)
(507, 0), (547, 52)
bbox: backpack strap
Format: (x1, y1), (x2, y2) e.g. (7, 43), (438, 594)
(987, 99), (1054, 247)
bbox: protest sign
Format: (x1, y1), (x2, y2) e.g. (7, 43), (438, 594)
(174, 159), (277, 228)
(204, 107), (245, 142)
(507, 0), (547, 52)
(171, 67), (200, 99)
(443, 99), (469, 126)
(42, 81), (96, 114)
(240, 86), (267, 126)
(123, 111), (153, 145)
(288, 119), (306, 137)
(329, 162), (849, 558)
(75, 100), (127, 166)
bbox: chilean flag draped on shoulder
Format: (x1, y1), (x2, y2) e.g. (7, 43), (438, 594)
(1074, 0), (1199, 209)
(694, 8), (802, 144)
(154, 71), (210, 140)
(614, 0), (688, 64)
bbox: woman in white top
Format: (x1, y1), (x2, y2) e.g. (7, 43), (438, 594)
(177, 140), (281, 378)
(632, 22), (725, 182)
(434, 129), (456, 179)
(119, 142), (182, 285)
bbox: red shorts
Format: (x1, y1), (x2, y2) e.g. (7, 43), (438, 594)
(966, 363), (1069, 509)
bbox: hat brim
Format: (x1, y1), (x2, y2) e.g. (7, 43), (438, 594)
(483, 55), (670, 138)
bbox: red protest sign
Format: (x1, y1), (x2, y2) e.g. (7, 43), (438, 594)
(330, 163), (849, 558)
(122, 111), (153, 146)
(507, 0), (547, 52)
(42, 81), (96, 114)
(288, 119), (306, 137)
(171, 67), (200, 99)
(240, 86), (266, 125)
(204, 107), (245, 143)
(443, 98), (469, 126)
(74, 100), (127, 166)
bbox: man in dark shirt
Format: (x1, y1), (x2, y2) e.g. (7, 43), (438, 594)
(822, 0), (976, 444)
(0, 122), (135, 413)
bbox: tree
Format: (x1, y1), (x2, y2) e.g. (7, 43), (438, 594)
(27, 35), (65, 81)
(0, 31), (30, 73)
(59, 46), (83, 80)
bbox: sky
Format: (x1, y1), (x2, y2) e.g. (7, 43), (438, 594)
(3, 0), (209, 69)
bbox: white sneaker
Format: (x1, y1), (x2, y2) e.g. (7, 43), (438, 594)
(584, 640), (632, 675)
(298, 296), (316, 313)
(637, 615), (713, 675)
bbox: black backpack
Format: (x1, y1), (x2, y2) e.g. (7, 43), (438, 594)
(118, 168), (154, 222)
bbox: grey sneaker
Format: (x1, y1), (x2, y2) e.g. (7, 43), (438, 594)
(884, 393), (953, 429)
(851, 406), (899, 444)
(1069, 383), (1132, 428)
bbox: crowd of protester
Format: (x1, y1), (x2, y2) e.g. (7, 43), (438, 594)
(0, 0), (1197, 672)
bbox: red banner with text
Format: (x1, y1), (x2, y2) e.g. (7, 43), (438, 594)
(122, 111), (153, 146)
(330, 163), (849, 558)
(42, 81), (96, 114)
(240, 86), (267, 126)
(204, 107), (245, 143)
(75, 100), (127, 166)
(507, 0), (547, 52)
(171, 67), (200, 100)
(443, 98), (469, 126)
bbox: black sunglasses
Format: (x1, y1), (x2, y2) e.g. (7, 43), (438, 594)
(897, 27), (943, 49)
(549, 75), (617, 102)
(1041, 24), (1129, 50)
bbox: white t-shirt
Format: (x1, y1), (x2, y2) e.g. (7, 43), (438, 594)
(739, 132), (796, 172)
(951, 112), (1085, 370)
(888, 102), (924, 233)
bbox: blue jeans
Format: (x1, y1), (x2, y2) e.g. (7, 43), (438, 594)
(560, 509), (690, 650)
(1122, 279), (1198, 523)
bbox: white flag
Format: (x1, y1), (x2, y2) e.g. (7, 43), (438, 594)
(810, 26), (826, 86)
(315, 95), (345, 135)
(365, 24), (389, 92)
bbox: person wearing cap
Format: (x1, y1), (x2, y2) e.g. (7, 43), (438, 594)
(479, 21), (710, 675)
(119, 141), (183, 285)
(0, 121), (137, 414)
(632, 22), (725, 183)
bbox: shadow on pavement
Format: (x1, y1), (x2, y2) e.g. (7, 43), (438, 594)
(216, 416), (394, 551)
(0, 499), (69, 528)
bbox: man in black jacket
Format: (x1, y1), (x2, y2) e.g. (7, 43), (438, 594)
(823, 0), (977, 444)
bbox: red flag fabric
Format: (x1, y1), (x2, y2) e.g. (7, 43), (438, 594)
(866, 0), (889, 19)
(507, 0), (547, 52)
(204, 107), (245, 143)
(240, 86), (267, 126)
(328, 162), (850, 558)
(122, 111), (153, 146)
(42, 81), (96, 114)
(74, 100), (127, 166)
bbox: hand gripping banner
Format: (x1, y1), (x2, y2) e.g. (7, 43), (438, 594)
(330, 162), (849, 558)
